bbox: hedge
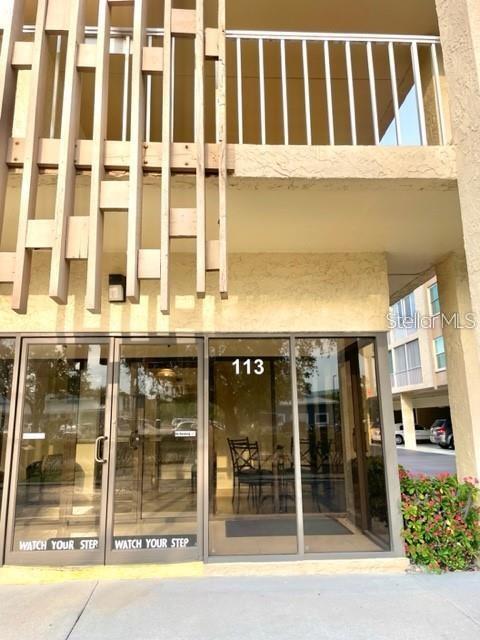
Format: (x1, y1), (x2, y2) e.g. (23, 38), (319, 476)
(399, 467), (480, 572)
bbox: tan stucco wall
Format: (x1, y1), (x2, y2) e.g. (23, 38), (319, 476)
(434, 0), (480, 484)
(0, 252), (389, 334)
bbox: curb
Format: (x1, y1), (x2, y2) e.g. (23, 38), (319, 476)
(0, 558), (410, 585)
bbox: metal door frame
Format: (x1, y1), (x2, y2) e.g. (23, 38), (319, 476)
(0, 336), (21, 565)
(105, 336), (204, 564)
(4, 336), (115, 566)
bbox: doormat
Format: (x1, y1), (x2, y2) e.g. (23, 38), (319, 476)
(225, 517), (353, 537)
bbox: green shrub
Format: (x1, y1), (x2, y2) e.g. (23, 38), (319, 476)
(399, 467), (480, 572)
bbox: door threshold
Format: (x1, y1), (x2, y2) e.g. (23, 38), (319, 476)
(0, 561), (204, 585)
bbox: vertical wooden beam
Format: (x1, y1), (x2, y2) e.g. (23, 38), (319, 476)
(49, 0), (86, 303)
(0, 0), (25, 239)
(195, 0), (206, 297)
(86, 0), (110, 313)
(12, 0), (49, 313)
(126, 0), (147, 302)
(160, 0), (172, 313)
(217, 0), (228, 298)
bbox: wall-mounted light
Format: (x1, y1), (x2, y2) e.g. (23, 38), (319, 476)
(108, 274), (126, 303)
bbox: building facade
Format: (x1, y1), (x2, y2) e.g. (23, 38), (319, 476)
(388, 277), (451, 448)
(0, 0), (478, 566)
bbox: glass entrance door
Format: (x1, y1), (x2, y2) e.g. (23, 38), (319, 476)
(5, 339), (112, 564)
(105, 339), (202, 563)
(5, 337), (203, 565)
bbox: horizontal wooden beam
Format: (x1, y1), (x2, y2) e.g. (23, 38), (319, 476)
(77, 43), (96, 70)
(3, 217), (90, 262)
(25, 218), (54, 249)
(14, 27), (220, 71)
(171, 9), (196, 36)
(138, 249), (160, 279)
(12, 41), (33, 69)
(0, 252), (15, 282)
(5, 140), (454, 182)
(46, 0), (70, 34)
(142, 46), (163, 74)
(7, 138), (232, 171)
(170, 207), (196, 238)
(100, 180), (129, 210)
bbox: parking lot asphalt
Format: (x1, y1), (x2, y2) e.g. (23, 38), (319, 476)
(396, 444), (456, 476)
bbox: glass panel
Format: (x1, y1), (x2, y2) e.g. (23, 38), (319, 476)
(357, 339), (391, 548)
(208, 338), (296, 556)
(434, 335), (445, 356)
(394, 345), (407, 372)
(406, 339), (423, 384)
(406, 339), (421, 369)
(112, 343), (198, 551)
(437, 353), (447, 370)
(434, 337), (446, 370)
(295, 338), (390, 553)
(429, 284), (440, 315)
(0, 339), (16, 512)
(403, 293), (415, 318)
(12, 343), (109, 552)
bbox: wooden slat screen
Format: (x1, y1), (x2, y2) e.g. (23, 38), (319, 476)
(0, 0), (228, 314)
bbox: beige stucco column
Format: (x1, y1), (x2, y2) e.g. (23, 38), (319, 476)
(435, 0), (480, 359)
(400, 394), (416, 451)
(436, 253), (480, 481)
(435, 0), (480, 483)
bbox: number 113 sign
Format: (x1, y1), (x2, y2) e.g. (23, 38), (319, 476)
(232, 358), (265, 375)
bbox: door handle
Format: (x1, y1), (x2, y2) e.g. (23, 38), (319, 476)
(95, 435), (108, 464)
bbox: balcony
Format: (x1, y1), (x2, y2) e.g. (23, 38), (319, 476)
(9, 25), (449, 146)
(228, 30), (448, 147)
(0, 1), (458, 316)
(4, 25), (454, 183)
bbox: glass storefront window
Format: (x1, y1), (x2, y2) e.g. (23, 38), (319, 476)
(4, 334), (392, 563)
(208, 338), (296, 555)
(0, 338), (16, 512)
(11, 343), (109, 552)
(295, 338), (390, 553)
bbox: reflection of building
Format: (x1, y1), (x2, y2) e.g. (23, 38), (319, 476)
(0, 0), (479, 570)
(388, 277), (450, 448)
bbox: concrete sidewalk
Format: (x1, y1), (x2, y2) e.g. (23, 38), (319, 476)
(0, 572), (479, 640)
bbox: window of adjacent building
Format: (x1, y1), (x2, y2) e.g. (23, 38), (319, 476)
(429, 283), (441, 316)
(406, 339), (421, 371)
(434, 336), (447, 370)
(393, 339), (423, 387)
(391, 292), (417, 342)
(388, 350), (393, 374)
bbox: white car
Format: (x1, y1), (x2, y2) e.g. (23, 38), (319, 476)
(395, 423), (431, 445)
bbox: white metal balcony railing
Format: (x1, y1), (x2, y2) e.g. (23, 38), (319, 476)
(229, 30), (447, 146)
(22, 26), (448, 148)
